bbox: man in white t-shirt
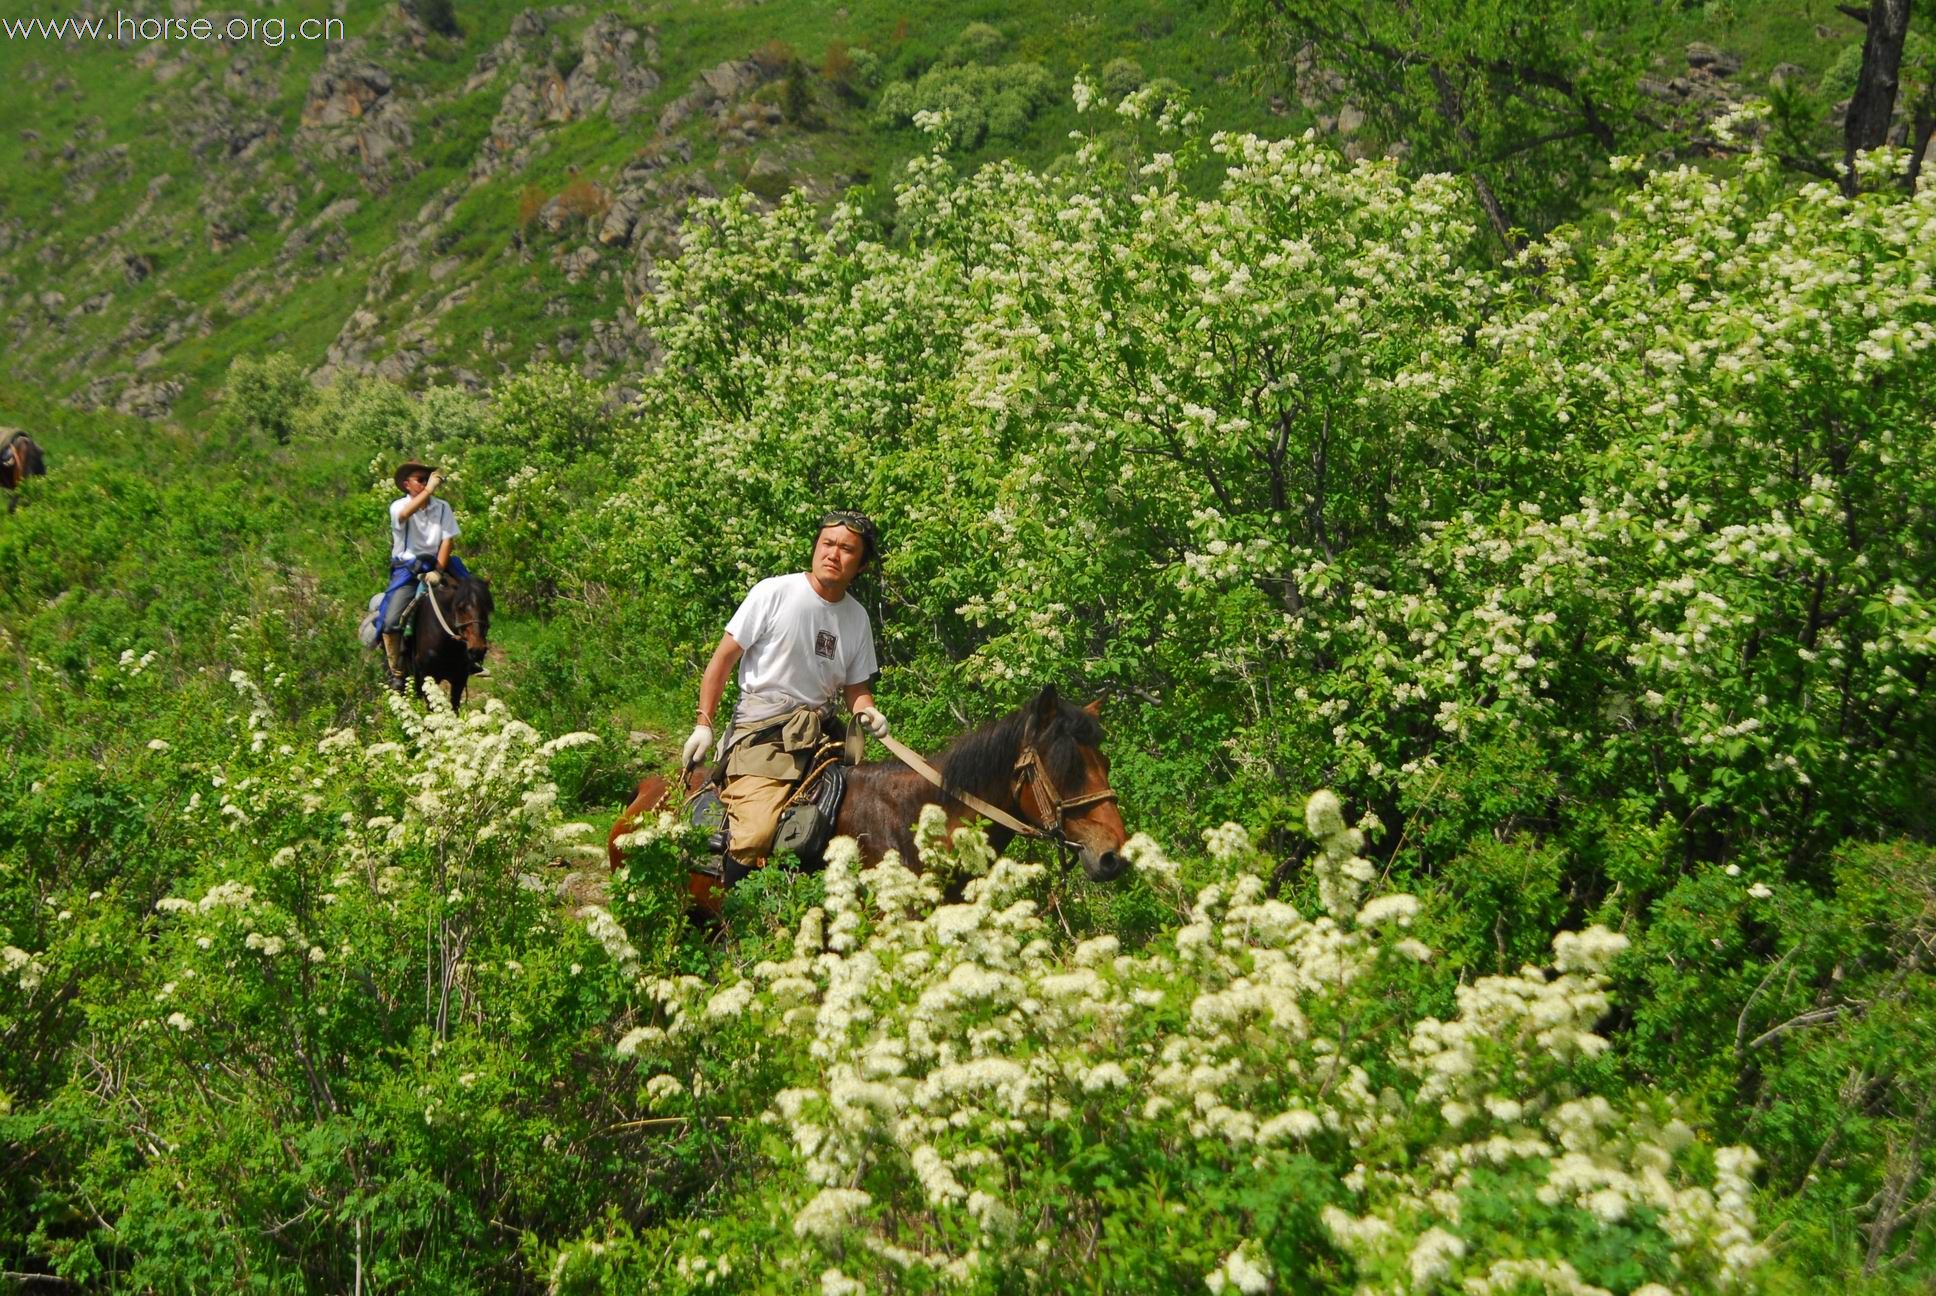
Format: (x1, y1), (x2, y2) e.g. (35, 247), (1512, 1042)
(681, 511), (888, 874)
(378, 459), (473, 692)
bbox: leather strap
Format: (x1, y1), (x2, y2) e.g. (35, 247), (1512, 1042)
(877, 733), (1047, 840)
(422, 580), (461, 638)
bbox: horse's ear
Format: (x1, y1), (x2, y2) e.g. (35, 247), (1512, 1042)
(1082, 698), (1102, 718)
(1024, 684), (1060, 740)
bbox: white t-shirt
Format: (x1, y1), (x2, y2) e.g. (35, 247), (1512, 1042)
(725, 572), (878, 731)
(390, 495), (460, 563)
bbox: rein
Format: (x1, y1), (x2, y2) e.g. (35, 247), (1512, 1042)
(877, 730), (1119, 859)
(409, 579), (478, 643)
(425, 583), (464, 639)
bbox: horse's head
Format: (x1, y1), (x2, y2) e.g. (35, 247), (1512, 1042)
(1016, 684), (1129, 882)
(0, 432), (40, 491)
(443, 574), (493, 672)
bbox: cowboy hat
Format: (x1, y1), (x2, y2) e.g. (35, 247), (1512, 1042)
(393, 459), (438, 490)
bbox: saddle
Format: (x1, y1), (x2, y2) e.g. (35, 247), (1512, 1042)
(355, 576), (436, 650)
(357, 592), (386, 648)
(686, 740), (850, 883)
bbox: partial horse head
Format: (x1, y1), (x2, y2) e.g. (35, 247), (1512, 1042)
(1013, 685), (1129, 881)
(938, 684), (1130, 882)
(1, 431), (45, 495)
(441, 573), (493, 672)
(409, 573), (494, 710)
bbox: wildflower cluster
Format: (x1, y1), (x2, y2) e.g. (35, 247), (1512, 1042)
(612, 796), (1765, 1292)
(24, 673), (641, 1288)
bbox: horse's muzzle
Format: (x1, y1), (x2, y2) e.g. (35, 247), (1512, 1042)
(467, 647), (487, 673)
(1079, 845), (1129, 883)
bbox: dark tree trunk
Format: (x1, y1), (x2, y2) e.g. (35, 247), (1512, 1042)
(1843, 0), (1913, 194)
(1905, 89), (1935, 191)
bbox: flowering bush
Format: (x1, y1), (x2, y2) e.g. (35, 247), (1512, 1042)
(565, 796), (1766, 1292)
(0, 667), (726, 1290)
(610, 89), (1934, 885)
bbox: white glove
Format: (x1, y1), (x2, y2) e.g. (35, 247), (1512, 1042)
(423, 569), (443, 585)
(856, 707), (889, 739)
(426, 471), (445, 493)
(681, 724), (714, 768)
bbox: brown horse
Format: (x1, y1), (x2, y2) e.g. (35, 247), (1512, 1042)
(608, 685), (1131, 909)
(1, 430), (45, 512)
(405, 573), (493, 711)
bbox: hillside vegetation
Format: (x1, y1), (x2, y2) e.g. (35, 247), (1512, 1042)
(0, 0), (1889, 421)
(1, 0), (1288, 422)
(4, 0), (1936, 1292)
(7, 86), (1936, 1288)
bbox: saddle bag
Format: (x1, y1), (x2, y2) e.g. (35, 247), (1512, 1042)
(358, 592), (385, 649)
(686, 785), (731, 879)
(773, 762), (846, 867)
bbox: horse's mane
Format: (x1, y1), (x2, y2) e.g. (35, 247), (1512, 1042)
(455, 572), (493, 616)
(434, 572), (494, 618)
(937, 692), (1102, 798)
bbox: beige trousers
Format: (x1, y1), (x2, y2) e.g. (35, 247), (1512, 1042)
(718, 774), (795, 860)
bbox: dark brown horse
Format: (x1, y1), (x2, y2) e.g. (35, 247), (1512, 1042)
(609, 685), (1131, 910)
(1, 430), (45, 512)
(406, 573), (493, 711)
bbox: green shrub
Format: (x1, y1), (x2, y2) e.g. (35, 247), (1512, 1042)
(842, 44), (881, 90)
(942, 20), (1006, 66)
(884, 35), (939, 82)
(875, 61), (1056, 149)
(216, 352), (314, 448)
(487, 362), (607, 462)
(303, 375), (417, 452)
(1100, 55), (1145, 99)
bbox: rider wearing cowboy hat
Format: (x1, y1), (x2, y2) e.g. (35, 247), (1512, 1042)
(683, 510), (889, 878)
(379, 459), (473, 692)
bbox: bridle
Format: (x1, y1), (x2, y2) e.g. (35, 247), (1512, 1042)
(877, 729), (1121, 867)
(410, 580), (486, 650)
(1012, 742), (1119, 845)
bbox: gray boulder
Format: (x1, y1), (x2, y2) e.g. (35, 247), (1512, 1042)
(598, 191), (644, 246)
(117, 378), (183, 419)
(1686, 43), (1742, 77)
(302, 59), (394, 127)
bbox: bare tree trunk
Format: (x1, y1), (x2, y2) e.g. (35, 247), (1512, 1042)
(1425, 64), (1519, 246)
(1844, 0), (1913, 194)
(1905, 89), (1935, 191)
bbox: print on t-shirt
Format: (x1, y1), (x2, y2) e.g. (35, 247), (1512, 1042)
(814, 630), (837, 660)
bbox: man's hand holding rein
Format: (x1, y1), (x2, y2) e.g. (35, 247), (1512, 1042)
(681, 718), (715, 771)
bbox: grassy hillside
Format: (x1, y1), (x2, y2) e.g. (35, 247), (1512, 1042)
(1, 0), (1866, 428)
(0, 0), (1285, 423)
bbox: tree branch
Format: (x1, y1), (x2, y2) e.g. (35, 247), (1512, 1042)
(1748, 1003), (1849, 1050)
